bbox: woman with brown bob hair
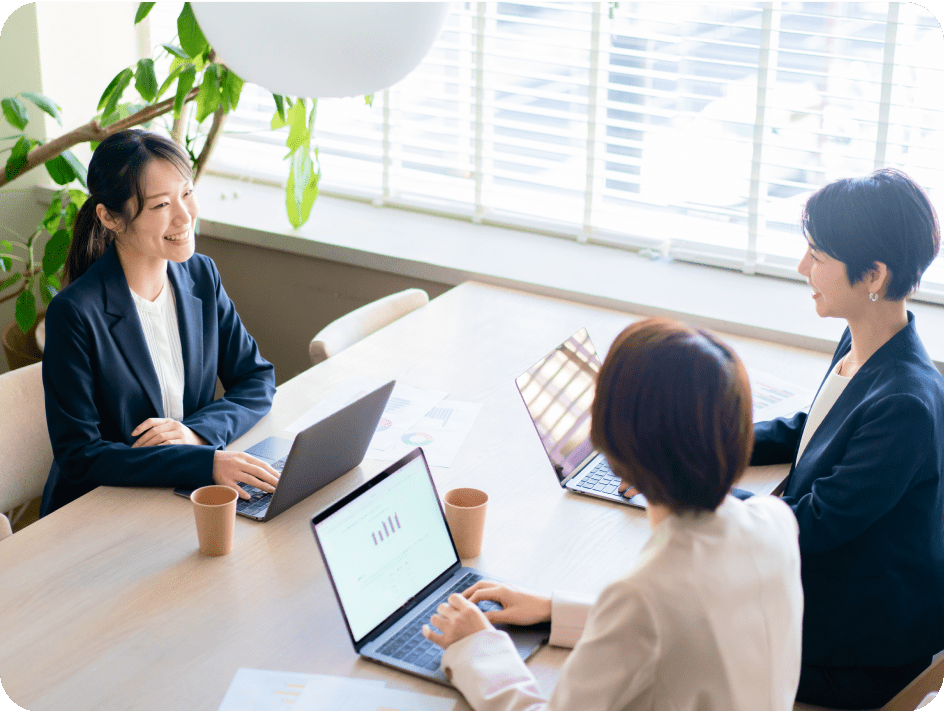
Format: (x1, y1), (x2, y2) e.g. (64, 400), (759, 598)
(423, 318), (804, 711)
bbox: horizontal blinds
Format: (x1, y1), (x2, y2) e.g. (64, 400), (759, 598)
(146, 2), (944, 301)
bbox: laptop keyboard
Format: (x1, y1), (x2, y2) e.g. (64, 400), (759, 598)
(235, 457), (287, 516)
(573, 459), (623, 495)
(377, 572), (501, 671)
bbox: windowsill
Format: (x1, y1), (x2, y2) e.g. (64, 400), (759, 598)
(48, 175), (944, 368)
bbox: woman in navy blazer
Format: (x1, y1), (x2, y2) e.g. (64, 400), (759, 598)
(41, 130), (278, 516)
(752, 168), (944, 709)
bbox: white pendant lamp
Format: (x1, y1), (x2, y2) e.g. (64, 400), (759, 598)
(190, 2), (451, 99)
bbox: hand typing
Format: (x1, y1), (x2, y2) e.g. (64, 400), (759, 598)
(462, 580), (552, 626)
(423, 593), (494, 649)
(212, 451), (280, 500)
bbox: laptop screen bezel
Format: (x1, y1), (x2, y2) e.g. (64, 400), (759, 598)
(514, 327), (602, 486)
(310, 447), (462, 652)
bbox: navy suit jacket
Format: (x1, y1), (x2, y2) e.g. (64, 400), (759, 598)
(40, 245), (276, 516)
(752, 313), (944, 667)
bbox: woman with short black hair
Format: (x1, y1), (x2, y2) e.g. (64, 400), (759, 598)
(752, 168), (944, 709)
(422, 318), (804, 711)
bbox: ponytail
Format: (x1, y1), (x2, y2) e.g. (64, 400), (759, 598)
(64, 199), (114, 285)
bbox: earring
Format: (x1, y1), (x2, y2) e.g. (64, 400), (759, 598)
(869, 292), (878, 302)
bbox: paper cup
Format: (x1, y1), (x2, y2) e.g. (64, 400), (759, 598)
(443, 488), (488, 559)
(191, 485), (238, 556)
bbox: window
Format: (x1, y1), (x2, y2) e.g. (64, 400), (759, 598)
(149, 2), (944, 301)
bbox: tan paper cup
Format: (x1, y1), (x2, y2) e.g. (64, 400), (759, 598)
(443, 487), (488, 559)
(191, 485), (238, 556)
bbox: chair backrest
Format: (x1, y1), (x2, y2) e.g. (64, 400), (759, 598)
(0, 362), (53, 513)
(0, 513), (12, 541)
(880, 655), (944, 711)
(309, 288), (430, 365)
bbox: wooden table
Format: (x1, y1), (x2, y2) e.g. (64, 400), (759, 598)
(0, 282), (832, 710)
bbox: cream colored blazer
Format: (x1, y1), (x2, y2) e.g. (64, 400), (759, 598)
(442, 496), (803, 711)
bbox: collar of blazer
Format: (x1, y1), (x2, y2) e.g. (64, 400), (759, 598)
(98, 244), (205, 419)
(788, 311), (933, 480)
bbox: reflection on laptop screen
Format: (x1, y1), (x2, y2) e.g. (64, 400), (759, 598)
(315, 456), (458, 642)
(516, 328), (601, 482)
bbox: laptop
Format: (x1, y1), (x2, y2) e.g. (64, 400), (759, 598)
(515, 328), (647, 509)
(310, 448), (549, 686)
(175, 380), (395, 521)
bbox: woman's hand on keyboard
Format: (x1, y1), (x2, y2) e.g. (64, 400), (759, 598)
(423, 593), (493, 649)
(463, 581), (552, 626)
(618, 481), (640, 498)
(212, 451), (280, 500)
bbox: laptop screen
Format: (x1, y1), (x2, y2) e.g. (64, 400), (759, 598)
(516, 328), (601, 483)
(313, 451), (459, 643)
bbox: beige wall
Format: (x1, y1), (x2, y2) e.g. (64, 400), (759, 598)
(197, 233), (451, 385)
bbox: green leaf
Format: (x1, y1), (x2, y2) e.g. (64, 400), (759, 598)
(42, 228), (71, 276)
(174, 65), (196, 119)
(0, 272), (22, 292)
(20, 92), (61, 125)
(1, 97), (28, 130)
(5, 136), (31, 181)
(63, 201), (78, 231)
(222, 69), (244, 113)
(157, 65), (184, 100)
(135, 58), (158, 102)
(61, 150), (87, 188)
(15, 288), (36, 333)
(364, 94), (374, 107)
(102, 68), (133, 119)
(286, 100), (310, 154)
(273, 94), (287, 123)
(135, 2), (156, 24)
(45, 154), (76, 186)
(177, 3), (208, 59)
(308, 99), (318, 133)
(42, 193), (63, 233)
(98, 68), (130, 110)
(270, 104), (288, 130)
(0, 239), (11, 251)
(285, 149), (319, 229)
(195, 64), (221, 124)
(161, 43), (189, 60)
(39, 272), (58, 306)
(68, 189), (88, 213)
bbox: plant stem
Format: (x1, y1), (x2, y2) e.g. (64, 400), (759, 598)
(0, 87), (200, 189)
(193, 105), (227, 184)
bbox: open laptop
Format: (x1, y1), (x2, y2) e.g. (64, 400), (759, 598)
(175, 380), (395, 521)
(310, 447), (549, 686)
(515, 328), (647, 509)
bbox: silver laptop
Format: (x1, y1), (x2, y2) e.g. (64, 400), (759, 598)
(515, 328), (647, 509)
(175, 380), (395, 521)
(310, 448), (549, 686)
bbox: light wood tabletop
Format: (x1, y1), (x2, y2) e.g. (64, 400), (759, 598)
(0, 281), (832, 711)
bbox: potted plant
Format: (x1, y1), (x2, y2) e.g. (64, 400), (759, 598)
(1, 2), (327, 369)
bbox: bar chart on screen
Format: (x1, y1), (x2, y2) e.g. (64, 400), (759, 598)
(371, 513), (402, 544)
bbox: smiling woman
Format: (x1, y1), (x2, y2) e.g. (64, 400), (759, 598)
(40, 129), (280, 516)
(753, 169), (944, 708)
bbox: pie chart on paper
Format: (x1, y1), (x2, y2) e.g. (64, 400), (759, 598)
(401, 432), (434, 447)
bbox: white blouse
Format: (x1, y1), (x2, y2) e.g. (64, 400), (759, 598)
(441, 496), (803, 711)
(794, 360), (851, 466)
(130, 278), (185, 421)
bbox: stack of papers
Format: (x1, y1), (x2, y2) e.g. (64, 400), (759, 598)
(218, 668), (457, 711)
(285, 377), (482, 468)
(749, 369), (815, 422)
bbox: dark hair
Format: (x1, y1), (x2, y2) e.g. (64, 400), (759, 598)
(801, 168), (941, 301)
(590, 318), (754, 513)
(65, 129), (192, 284)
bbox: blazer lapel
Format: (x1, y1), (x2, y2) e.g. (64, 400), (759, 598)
(101, 246), (165, 418)
(168, 261), (203, 415)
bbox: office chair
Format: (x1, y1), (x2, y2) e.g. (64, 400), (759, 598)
(0, 363), (53, 533)
(309, 288), (429, 365)
(792, 653), (944, 711)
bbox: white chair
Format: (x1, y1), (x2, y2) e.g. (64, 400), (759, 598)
(0, 362), (53, 533)
(309, 288), (429, 365)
